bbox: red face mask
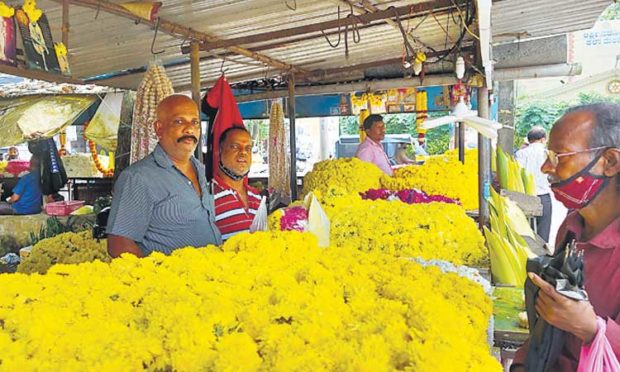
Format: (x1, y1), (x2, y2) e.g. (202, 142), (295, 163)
(550, 153), (610, 210)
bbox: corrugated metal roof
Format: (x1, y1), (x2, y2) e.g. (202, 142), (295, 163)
(34, 0), (469, 89)
(491, 0), (611, 42)
(29, 0), (610, 90)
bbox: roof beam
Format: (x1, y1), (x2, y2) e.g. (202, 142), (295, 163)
(198, 0), (456, 51)
(299, 47), (471, 82)
(52, 0), (305, 74)
(0, 63), (85, 85)
(234, 74), (460, 103)
(181, 10), (442, 55)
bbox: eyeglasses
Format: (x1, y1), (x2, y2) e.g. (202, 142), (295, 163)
(546, 146), (608, 167)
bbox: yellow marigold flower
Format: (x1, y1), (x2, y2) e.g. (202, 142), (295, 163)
(18, 231), (110, 274)
(302, 158), (384, 204)
(0, 231), (499, 371)
(382, 150), (479, 210)
(325, 198), (487, 266)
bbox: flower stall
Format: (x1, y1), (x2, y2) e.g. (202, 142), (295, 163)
(0, 232), (500, 371)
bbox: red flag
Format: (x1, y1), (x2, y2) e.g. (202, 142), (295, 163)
(203, 75), (245, 180)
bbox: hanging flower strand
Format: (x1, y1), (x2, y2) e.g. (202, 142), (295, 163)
(83, 121), (114, 177)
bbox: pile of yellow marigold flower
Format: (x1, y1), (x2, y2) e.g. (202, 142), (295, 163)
(18, 231), (110, 274)
(383, 150), (479, 210)
(325, 198), (487, 266)
(302, 157), (384, 204)
(303, 150), (479, 210)
(292, 150), (485, 266)
(0, 232), (499, 371)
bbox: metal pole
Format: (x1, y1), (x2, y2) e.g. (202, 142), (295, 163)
(458, 122), (465, 164)
(190, 42), (203, 162)
(288, 73), (298, 200)
(477, 87), (491, 230)
(62, 0), (69, 47)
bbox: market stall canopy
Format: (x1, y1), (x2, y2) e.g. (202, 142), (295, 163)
(0, 73), (117, 98)
(0, 94), (97, 148)
(17, 0), (609, 91)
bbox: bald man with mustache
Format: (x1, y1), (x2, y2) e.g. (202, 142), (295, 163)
(107, 95), (222, 257)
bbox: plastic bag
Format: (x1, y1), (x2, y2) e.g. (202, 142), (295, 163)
(84, 92), (124, 151)
(577, 317), (620, 372)
(250, 196), (268, 233)
(525, 234), (587, 371)
(304, 193), (330, 248)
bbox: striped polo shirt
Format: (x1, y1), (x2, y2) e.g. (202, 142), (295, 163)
(107, 145), (222, 255)
(212, 175), (261, 240)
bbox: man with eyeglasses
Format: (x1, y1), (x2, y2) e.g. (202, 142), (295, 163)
(516, 126), (552, 242)
(511, 103), (620, 371)
(107, 95), (222, 257)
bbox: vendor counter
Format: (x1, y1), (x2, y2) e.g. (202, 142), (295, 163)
(67, 177), (113, 204)
(0, 213), (96, 252)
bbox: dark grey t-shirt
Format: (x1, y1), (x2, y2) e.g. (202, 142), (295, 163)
(107, 145), (222, 255)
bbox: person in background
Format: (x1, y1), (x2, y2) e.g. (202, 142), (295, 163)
(516, 126), (552, 242)
(0, 154), (42, 215)
(212, 126), (262, 241)
(7, 146), (19, 160)
(511, 103), (620, 371)
(106, 95), (221, 257)
(355, 114), (393, 176)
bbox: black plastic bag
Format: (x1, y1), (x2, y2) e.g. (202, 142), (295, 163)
(28, 138), (68, 196)
(524, 232), (587, 371)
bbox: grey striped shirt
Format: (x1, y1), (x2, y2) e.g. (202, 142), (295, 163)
(107, 144), (222, 255)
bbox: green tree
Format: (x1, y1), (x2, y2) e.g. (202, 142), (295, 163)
(599, 2), (620, 20)
(425, 126), (452, 155)
(338, 112), (451, 155)
(338, 116), (359, 135)
(514, 92), (620, 148)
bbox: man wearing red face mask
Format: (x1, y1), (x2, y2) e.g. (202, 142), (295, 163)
(511, 103), (620, 371)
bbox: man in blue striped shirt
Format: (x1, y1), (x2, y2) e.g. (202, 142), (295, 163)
(107, 95), (222, 257)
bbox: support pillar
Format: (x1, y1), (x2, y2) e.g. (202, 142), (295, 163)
(477, 87), (491, 230)
(287, 74), (298, 201)
(190, 42), (203, 161)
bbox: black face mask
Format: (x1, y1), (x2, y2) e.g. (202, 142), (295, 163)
(219, 160), (248, 181)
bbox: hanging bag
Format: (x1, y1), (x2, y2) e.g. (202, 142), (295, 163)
(577, 317), (620, 372)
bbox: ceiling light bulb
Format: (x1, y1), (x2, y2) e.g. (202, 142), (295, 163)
(455, 56), (465, 80)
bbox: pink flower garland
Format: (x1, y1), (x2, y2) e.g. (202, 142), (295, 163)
(360, 188), (461, 206)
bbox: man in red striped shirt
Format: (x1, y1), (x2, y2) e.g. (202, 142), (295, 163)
(212, 127), (262, 240)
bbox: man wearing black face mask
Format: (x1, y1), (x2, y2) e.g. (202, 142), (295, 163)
(212, 126), (261, 241)
(511, 103), (620, 371)
(106, 95), (221, 257)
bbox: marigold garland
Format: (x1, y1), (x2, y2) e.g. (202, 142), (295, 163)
(83, 121), (114, 177)
(0, 232), (500, 371)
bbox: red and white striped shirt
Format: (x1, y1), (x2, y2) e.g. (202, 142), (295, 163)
(212, 175), (261, 241)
